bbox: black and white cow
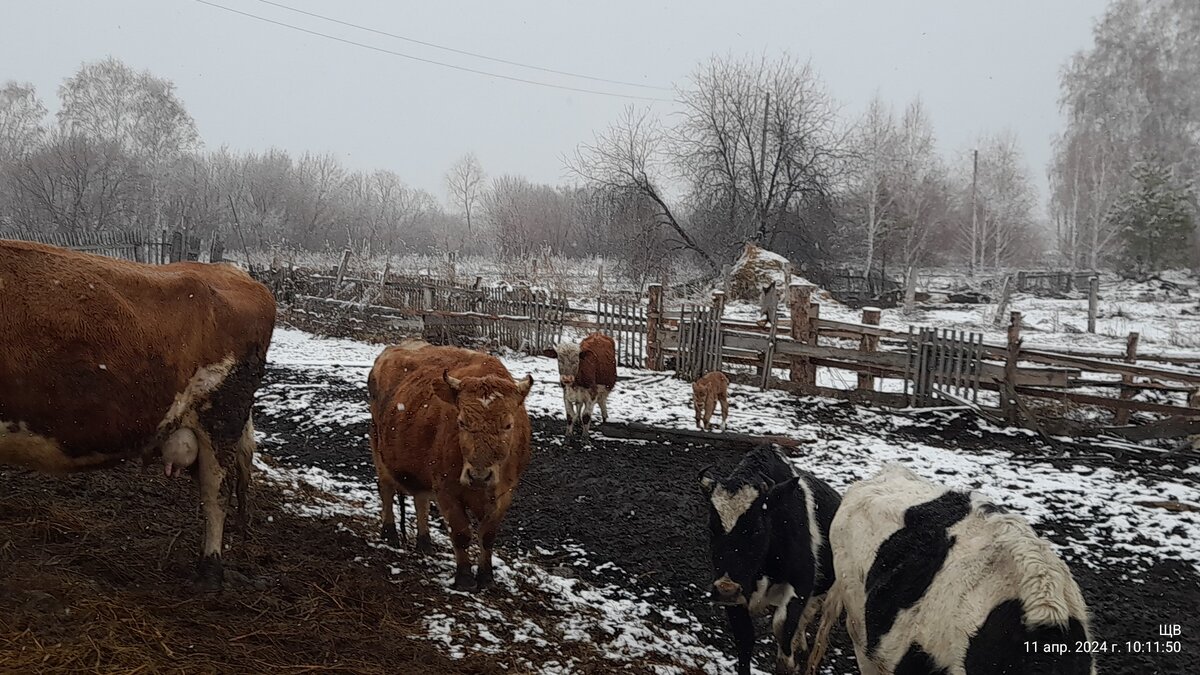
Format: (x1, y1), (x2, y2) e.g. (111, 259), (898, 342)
(815, 465), (1095, 675)
(699, 445), (841, 675)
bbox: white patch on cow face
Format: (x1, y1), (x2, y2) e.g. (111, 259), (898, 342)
(479, 392), (502, 408)
(396, 402), (406, 412)
(711, 484), (759, 533)
(156, 355), (236, 433)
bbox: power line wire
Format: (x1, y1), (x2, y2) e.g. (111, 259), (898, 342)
(194, 0), (674, 102)
(255, 0), (670, 92)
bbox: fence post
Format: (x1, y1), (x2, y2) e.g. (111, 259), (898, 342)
(646, 283), (664, 371)
(788, 283), (815, 387)
(992, 275), (1013, 326)
(1114, 331), (1140, 425)
(1087, 276), (1099, 333)
(335, 248), (351, 285)
(169, 230), (184, 263)
(1016, 271), (1027, 292)
(858, 307), (881, 391)
(473, 275), (483, 290)
(1002, 311), (1023, 425)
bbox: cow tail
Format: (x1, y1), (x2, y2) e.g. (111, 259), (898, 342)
(234, 416), (255, 538)
(805, 580), (843, 675)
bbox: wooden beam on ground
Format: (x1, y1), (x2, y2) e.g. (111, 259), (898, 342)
(594, 420), (801, 449)
(1014, 386), (1200, 417)
(1098, 416), (1200, 441)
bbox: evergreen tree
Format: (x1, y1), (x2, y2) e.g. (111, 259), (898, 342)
(1108, 161), (1195, 277)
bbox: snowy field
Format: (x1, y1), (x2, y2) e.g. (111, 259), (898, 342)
(256, 327), (1200, 673)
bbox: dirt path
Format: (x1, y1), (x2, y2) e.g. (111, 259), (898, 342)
(256, 363), (1200, 674)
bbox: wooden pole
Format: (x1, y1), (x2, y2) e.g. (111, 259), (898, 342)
(1115, 331), (1141, 425)
(1002, 311), (1023, 425)
(858, 307), (881, 391)
(992, 275), (1013, 326)
(646, 284), (663, 370)
(335, 248), (352, 285)
(787, 283), (815, 386)
(1087, 275), (1099, 333)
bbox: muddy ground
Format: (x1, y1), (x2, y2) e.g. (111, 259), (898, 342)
(257, 363), (1200, 675)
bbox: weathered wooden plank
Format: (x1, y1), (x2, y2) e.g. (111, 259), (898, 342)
(1014, 386), (1200, 417)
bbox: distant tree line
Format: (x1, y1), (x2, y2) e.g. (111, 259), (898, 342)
(3, 0), (1196, 281)
(1049, 0), (1199, 276)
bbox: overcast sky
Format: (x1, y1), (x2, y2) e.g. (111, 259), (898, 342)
(3, 0), (1111, 210)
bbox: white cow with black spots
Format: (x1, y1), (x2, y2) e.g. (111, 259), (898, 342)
(809, 465), (1096, 675)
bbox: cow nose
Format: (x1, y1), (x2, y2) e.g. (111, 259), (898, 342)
(711, 578), (742, 604)
(560, 375), (574, 385)
(468, 467), (494, 486)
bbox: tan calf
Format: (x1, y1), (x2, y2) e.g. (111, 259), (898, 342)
(692, 371), (730, 432)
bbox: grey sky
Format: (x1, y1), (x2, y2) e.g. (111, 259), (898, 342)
(3, 0), (1109, 209)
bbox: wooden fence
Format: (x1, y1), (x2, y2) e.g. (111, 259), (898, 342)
(2, 229), (205, 264)
(279, 266), (1200, 439)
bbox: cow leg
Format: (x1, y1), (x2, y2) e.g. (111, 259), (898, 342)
(475, 493), (514, 589)
(773, 594), (814, 673)
(704, 397), (717, 433)
(725, 605), (756, 675)
(562, 388), (576, 435)
(719, 392), (729, 431)
(580, 394), (594, 438)
(233, 418), (254, 539)
(414, 493), (434, 554)
(378, 478), (402, 547)
(438, 498), (476, 591)
(597, 386), (610, 424)
(196, 431), (227, 590)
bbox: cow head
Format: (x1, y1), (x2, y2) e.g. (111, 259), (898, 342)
(699, 469), (797, 606)
(436, 369), (533, 489)
(543, 342), (580, 386)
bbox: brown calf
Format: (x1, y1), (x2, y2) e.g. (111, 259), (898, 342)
(692, 371), (730, 432)
(368, 340), (533, 591)
(0, 239), (275, 588)
(543, 332), (617, 437)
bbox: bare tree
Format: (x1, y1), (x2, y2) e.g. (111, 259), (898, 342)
(57, 57), (199, 159)
(675, 53), (845, 254)
(846, 93), (898, 274)
(445, 153), (485, 244)
(567, 105), (716, 270)
(0, 82), (47, 162)
(887, 99), (950, 298)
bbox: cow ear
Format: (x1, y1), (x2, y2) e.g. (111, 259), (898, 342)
(542, 347), (558, 359)
(435, 369), (462, 405)
(514, 374), (533, 401)
(765, 477), (799, 504)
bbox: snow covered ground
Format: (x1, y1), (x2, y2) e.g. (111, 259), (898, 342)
(259, 327), (1200, 672)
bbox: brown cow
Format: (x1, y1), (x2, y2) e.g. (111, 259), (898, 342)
(0, 239), (276, 588)
(368, 340), (533, 591)
(692, 370), (730, 431)
(543, 332), (617, 438)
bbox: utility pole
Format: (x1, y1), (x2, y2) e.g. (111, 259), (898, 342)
(969, 148), (979, 277)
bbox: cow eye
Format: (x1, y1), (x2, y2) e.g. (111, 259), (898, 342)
(457, 419), (467, 429)
(503, 422), (513, 431)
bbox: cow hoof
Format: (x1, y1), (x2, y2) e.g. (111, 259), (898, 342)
(415, 534), (434, 554)
(451, 572), (478, 592)
(195, 555), (224, 592)
(381, 522), (400, 548)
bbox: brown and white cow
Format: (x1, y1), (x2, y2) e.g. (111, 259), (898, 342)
(543, 332), (617, 437)
(692, 370), (730, 432)
(0, 239), (276, 588)
(368, 340), (533, 591)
